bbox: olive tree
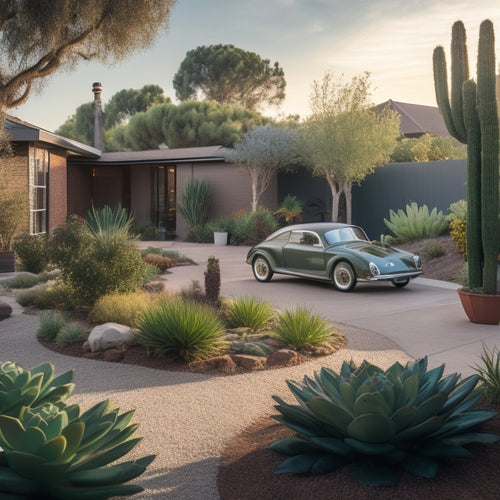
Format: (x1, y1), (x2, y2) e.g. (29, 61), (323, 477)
(0, 0), (176, 110)
(225, 124), (298, 211)
(303, 72), (400, 223)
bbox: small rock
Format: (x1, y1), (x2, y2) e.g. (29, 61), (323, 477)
(267, 349), (305, 368)
(82, 341), (91, 353)
(103, 348), (124, 362)
(190, 355), (237, 374)
(0, 300), (12, 320)
(232, 354), (266, 371)
(88, 323), (136, 352)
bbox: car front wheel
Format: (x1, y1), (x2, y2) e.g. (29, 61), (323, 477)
(252, 256), (273, 282)
(391, 278), (410, 288)
(332, 261), (356, 291)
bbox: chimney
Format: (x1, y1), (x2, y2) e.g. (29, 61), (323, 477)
(92, 82), (104, 151)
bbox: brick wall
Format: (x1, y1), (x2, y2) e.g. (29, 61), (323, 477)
(8, 143), (29, 234)
(48, 149), (67, 230)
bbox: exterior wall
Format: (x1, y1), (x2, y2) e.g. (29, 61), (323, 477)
(130, 165), (151, 226)
(48, 150), (67, 230)
(67, 165), (92, 217)
(175, 161), (278, 240)
(8, 143), (30, 234)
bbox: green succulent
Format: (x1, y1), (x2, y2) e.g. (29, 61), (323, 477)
(0, 400), (154, 499)
(0, 362), (74, 417)
(269, 357), (499, 486)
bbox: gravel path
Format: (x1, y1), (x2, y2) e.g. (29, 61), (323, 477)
(0, 297), (411, 499)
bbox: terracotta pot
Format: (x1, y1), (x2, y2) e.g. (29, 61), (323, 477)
(0, 250), (16, 273)
(457, 289), (500, 325)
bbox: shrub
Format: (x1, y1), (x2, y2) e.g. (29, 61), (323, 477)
(16, 282), (52, 307)
(2, 272), (42, 289)
(272, 307), (337, 349)
(242, 208), (278, 245)
(142, 253), (173, 272)
(137, 221), (159, 240)
(449, 218), (467, 260)
(226, 296), (274, 330)
(140, 247), (196, 265)
(204, 257), (221, 305)
(269, 357), (499, 485)
(37, 311), (68, 341)
(32, 281), (78, 310)
(275, 194), (304, 225)
(472, 343), (500, 403)
(447, 199), (467, 222)
(13, 233), (49, 274)
(177, 178), (210, 233)
(421, 240), (446, 259)
(55, 323), (87, 344)
(383, 203), (448, 241)
(89, 291), (152, 327)
(453, 262), (469, 287)
(135, 299), (225, 362)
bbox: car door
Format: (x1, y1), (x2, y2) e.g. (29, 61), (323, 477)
(282, 230), (326, 277)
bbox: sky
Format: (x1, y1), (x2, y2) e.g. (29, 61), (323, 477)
(11, 0), (500, 133)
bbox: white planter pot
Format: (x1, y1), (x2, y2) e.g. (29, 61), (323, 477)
(214, 232), (228, 246)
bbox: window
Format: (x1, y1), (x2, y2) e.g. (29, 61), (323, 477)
(29, 146), (48, 235)
(151, 165), (176, 232)
(290, 230), (321, 246)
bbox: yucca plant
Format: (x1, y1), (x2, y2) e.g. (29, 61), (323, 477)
(226, 296), (274, 330)
(472, 343), (500, 403)
(176, 178), (210, 232)
(272, 307), (336, 349)
(135, 299), (225, 362)
(0, 362), (74, 418)
(383, 202), (448, 241)
(275, 194), (304, 225)
(0, 400), (154, 498)
(269, 357), (499, 485)
(85, 204), (136, 244)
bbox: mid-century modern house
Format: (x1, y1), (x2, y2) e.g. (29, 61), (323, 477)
(4, 91), (464, 242)
(5, 115), (276, 241)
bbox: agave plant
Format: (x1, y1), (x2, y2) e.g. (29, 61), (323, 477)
(269, 357), (499, 485)
(0, 362), (74, 417)
(85, 203), (136, 244)
(0, 400), (154, 499)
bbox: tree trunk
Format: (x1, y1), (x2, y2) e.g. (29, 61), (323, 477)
(341, 181), (353, 224)
(251, 172), (258, 212)
(326, 176), (340, 222)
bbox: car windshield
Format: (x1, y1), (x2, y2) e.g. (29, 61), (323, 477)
(324, 227), (369, 244)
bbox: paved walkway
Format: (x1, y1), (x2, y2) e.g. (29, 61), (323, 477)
(1, 243), (498, 499)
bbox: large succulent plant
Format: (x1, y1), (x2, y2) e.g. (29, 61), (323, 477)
(0, 361), (74, 417)
(269, 358), (499, 485)
(0, 399), (154, 499)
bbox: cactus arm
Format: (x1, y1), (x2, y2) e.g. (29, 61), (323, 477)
(450, 21), (469, 142)
(433, 46), (462, 141)
(477, 20), (500, 294)
(463, 79), (483, 288)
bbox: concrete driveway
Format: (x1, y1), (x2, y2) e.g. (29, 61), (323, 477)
(149, 241), (500, 377)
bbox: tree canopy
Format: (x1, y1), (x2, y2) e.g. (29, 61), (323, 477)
(390, 133), (467, 162)
(111, 100), (266, 150)
(302, 72), (400, 223)
(55, 85), (170, 148)
(0, 0), (176, 109)
(173, 44), (286, 111)
(225, 124), (298, 211)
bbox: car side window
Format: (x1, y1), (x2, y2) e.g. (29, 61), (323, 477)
(290, 230), (321, 246)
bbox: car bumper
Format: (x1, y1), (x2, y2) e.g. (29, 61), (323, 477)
(363, 270), (423, 281)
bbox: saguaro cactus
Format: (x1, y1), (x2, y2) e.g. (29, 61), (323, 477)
(433, 20), (499, 294)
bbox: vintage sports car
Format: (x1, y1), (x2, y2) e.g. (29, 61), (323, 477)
(246, 223), (422, 291)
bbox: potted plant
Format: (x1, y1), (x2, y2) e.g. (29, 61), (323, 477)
(434, 20), (500, 324)
(0, 115), (26, 272)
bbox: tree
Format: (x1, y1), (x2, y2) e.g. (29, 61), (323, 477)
(112, 100), (266, 150)
(55, 85), (170, 147)
(225, 124), (298, 211)
(0, 0), (176, 110)
(302, 72), (400, 223)
(173, 44), (286, 111)
(390, 133), (467, 162)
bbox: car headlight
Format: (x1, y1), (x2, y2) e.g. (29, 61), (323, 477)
(413, 255), (422, 269)
(369, 262), (380, 276)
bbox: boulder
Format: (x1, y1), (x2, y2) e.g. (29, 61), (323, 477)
(88, 323), (136, 352)
(267, 349), (305, 368)
(0, 300), (13, 320)
(232, 354), (266, 371)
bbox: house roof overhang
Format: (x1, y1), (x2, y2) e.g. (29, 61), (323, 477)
(5, 115), (101, 158)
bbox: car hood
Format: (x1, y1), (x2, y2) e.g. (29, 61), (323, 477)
(340, 241), (403, 258)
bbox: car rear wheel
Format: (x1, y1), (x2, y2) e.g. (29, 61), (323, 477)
(391, 278), (410, 288)
(332, 261), (356, 291)
(252, 256), (273, 282)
